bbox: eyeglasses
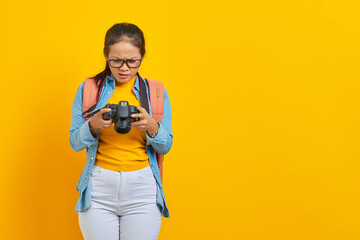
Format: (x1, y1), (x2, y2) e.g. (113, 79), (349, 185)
(107, 58), (142, 68)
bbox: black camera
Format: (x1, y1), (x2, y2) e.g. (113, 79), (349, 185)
(103, 101), (140, 134)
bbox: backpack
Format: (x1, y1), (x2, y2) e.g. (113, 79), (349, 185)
(81, 73), (165, 181)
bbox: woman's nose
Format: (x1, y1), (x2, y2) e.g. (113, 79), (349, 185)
(120, 62), (130, 70)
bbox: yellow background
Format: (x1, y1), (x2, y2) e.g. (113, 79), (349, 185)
(1, 0), (359, 239)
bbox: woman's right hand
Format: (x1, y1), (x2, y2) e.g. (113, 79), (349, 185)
(89, 108), (113, 134)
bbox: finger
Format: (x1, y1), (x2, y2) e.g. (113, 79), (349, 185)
(131, 120), (146, 127)
(99, 108), (112, 118)
(131, 125), (146, 131)
(100, 108), (112, 113)
(131, 113), (143, 118)
(103, 119), (112, 124)
(137, 106), (149, 115)
(131, 121), (141, 127)
(103, 122), (113, 128)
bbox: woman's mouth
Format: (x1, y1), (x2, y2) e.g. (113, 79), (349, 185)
(118, 73), (129, 79)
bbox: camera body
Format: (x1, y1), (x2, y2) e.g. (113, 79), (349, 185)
(103, 101), (140, 134)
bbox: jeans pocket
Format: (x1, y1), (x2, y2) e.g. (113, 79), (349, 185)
(127, 166), (156, 199)
(137, 166), (155, 183)
(91, 165), (102, 178)
(140, 166), (157, 195)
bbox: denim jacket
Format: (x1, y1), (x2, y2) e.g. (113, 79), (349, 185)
(69, 73), (173, 218)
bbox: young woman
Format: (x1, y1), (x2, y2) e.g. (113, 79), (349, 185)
(69, 22), (173, 240)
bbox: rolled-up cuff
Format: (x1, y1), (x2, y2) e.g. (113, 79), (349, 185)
(80, 120), (99, 146)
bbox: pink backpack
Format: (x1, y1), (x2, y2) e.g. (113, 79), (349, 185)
(82, 74), (165, 181)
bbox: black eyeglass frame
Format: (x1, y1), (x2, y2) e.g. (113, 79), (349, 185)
(107, 58), (143, 68)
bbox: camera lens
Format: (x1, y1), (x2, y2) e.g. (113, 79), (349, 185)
(114, 118), (131, 134)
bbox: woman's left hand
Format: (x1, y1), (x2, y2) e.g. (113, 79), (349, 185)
(131, 106), (159, 136)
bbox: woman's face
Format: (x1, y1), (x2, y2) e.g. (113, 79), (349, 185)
(106, 41), (142, 84)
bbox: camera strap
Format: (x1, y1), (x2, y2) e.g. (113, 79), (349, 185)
(82, 107), (101, 119)
(82, 103), (97, 118)
(138, 72), (150, 114)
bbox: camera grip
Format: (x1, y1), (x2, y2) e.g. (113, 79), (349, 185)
(102, 104), (116, 120)
(103, 112), (111, 120)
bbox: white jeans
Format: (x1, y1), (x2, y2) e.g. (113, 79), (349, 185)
(78, 164), (162, 240)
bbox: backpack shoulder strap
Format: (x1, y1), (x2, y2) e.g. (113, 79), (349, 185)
(145, 78), (165, 122)
(82, 77), (100, 120)
(144, 78), (165, 182)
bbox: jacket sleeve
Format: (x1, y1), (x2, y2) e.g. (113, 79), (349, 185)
(145, 88), (173, 155)
(69, 82), (100, 152)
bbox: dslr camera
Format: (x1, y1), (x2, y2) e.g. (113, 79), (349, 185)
(103, 101), (140, 134)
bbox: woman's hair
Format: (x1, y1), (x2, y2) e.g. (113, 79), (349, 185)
(91, 22), (146, 87)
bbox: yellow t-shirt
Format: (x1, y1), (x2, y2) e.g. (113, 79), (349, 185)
(94, 76), (149, 171)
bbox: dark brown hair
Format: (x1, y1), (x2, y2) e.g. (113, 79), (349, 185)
(91, 22), (146, 88)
